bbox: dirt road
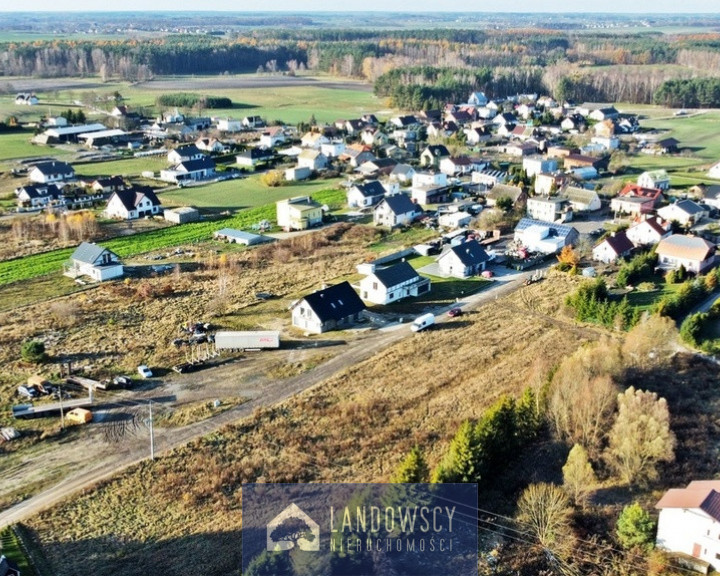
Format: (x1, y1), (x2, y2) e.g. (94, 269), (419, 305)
(0, 271), (527, 528)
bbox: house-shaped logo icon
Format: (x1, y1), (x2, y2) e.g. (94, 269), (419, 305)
(267, 503), (320, 552)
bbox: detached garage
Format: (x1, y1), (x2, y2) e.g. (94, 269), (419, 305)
(213, 228), (275, 246)
(164, 206), (200, 224)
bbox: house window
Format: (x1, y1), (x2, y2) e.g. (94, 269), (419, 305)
(389, 292), (394, 299)
(372, 282), (378, 290)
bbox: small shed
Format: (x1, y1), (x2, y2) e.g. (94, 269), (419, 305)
(164, 206), (200, 224)
(66, 408), (93, 425)
(213, 228), (275, 246)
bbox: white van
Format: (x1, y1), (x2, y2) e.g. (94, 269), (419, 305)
(411, 313), (435, 332)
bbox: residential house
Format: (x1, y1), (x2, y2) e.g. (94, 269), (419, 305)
(412, 185), (451, 206)
(611, 184), (664, 216)
(437, 241), (490, 278)
(445, 109), (474, 126)
(359, 261), (431, 305)
(516, 103), (536, 120)
(561, 186), (601, 212)
(591, 136), (620, 151)
(492, 113), (516, 129)
(700, 184), (720, 210)
(217, 118), (244, 133)
(347, 181), (387, 208)
(15, 183), (64, 209)
(168, 144), (204, 164)
(362, 114), (379, 126)
(390, 115), (419, 129)
(468, 91), (488, 107)
(440, 156), (476, 176)
(195, 138), (225, 153)
(514, 218), (579, 254)
(626, 217), (672, 247)
(161, 156), (216, 183)
(535, 173), (567, 196)
(276, 196), (323, 231)
(91, 176), (126, 194)
(320, 141), (346, 158)
(242, 116), (265, 129)
(259, 127), (286, 148)
(236, 148), (274, 168)
(29, 161), (74, 184)
(657, 199), (708, 227)
(656, 234), (716, 273)
(464, 126), (492, 145)
(297, 149), (329, 171)
(339, 144), (374, 168)
(592, 231), (634, 264)
(547, 145), (574, 159)
(638, 170), (671, 191)
(593, 119), (616, 139)
(291, 281), (366, 334)
(484, 184), (526, 208)
(647, 137), (680, 155)
(373, 194), (421, 228)
(343, 119), (366, 136)
(563, 154), (604, 171)
(656, 480), (720, 571)
(523, 156), (558, 178)
(526, 195), (571, 223)
(356, 158), (398, 178)
(420, 145), (451, 168)
(15, 92), (38, 105)
(104, 187), (162, 220)
(504, 142), (537, 157)
(438, 211), (473, 229)
(301, 132), (330, 149)
(390, 164), (416, 184)
(361, 128), (388, 148)
(64, 242), (124, 282)
(509, 125), (538, 141)
(708, 161), (720, 180)
(560, 114), (586, 132)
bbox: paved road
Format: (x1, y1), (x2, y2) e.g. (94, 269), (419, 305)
(0, 269), (529, 528)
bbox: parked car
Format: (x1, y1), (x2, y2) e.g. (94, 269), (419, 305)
(137, 365), (153, 378)
(113, 375), (133, 388)
(447, 307), (463, 317)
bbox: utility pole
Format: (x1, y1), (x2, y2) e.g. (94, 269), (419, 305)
(149, 400), (155, 461)
(59, 385), (64, 430)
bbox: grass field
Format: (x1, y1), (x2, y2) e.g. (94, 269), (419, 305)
(0, 131), (72, 163)
(159, 177), (344, 211)
(0, 76), (381, 126)
(71, 156), (168, 179)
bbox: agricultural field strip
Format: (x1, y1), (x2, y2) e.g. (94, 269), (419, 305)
(0, 189), (343, 285)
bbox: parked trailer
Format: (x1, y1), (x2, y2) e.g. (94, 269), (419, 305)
(411, 313), (435, 332)
(12, 398), (93, 419)
(214, 331), (280, 351)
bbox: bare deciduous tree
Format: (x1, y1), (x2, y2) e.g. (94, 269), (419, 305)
(517, 483), (574, 557)
(622, 314), (678, 369)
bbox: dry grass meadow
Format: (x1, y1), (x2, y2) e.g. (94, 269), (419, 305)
(16, 266), (606, 576)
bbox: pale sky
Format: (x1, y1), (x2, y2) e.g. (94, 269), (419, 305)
(0, 1), (717, 13)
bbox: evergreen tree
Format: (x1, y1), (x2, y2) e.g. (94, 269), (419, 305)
(392, 445), (429, 483)
(616, 502), (656, 551)
(562, 444), (596, 508)
(432, 420), (479, 483)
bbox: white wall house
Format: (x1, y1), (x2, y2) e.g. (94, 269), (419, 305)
(359, 261), (431, 305)
(29, 161), (75, 184)
(526, 196), (570, 223)
(638, 169), (671, 191)
(657, 200), (707, 227)
(523, 156), (558, 178)
(437, 241), (490, 278)
(656, 480), (720, 571)
(592, 231), (634, 264)
(291, 282), (365, 334)
(373, 194), (420, 228)
(104, 188), (162, 220)
(626, 217), (672, 247)
(64, 242), (124, 282)
(656, 234), (716, 273)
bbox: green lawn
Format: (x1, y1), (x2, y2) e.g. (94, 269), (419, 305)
(0, 131), (72, 163)
(159, 177), (344, 211)
(0, 527), (36, 576)
(72, 156), (168, 178)
(625, 280), (683, 311)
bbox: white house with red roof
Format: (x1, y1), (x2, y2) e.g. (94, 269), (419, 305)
(626, 216), (672, 247)
(592, 230), (634, 264)
(656, 480), (720, 570)
(610, 184), (664, 216)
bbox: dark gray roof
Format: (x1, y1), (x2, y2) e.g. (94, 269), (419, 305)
(32, 161), (73, 176)
(372, 261), (420, 288)
(675, 199), (706, 215)
(70, 242), (118, 265)
(112, 187), (161, 211)
(448, 241), (490, 267)
(423, 145), (450, 158)
(354, 181), (386, 199)
(381, 194), (420, 216)
(178, 156), (216, 172)
(301, 281), (366, 322)
(16, 183), (62, 199)
(237, 148), (273, 160)
(173, 144), (202, 157)
(391, 163), (414, 176)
